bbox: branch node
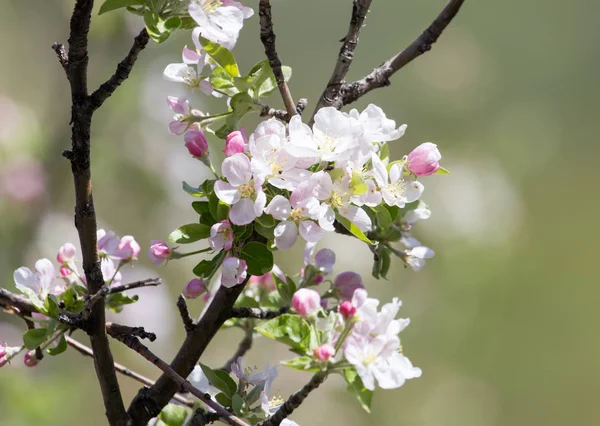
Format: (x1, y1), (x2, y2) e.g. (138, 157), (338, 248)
(176, 295), (195, 333)
(52, 42), (69, 72)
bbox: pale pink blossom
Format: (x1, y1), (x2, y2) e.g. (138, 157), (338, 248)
(406, 142), (441, 176)
(208, 220), (233, 251)
(148, 240), (171, 265)
(56, 243), (77, 264)
(334, 271), (365, 301)
(184, 129), (209, 158)
(167, 96), (191, 135)
(224, 129), (246, 157)
(24, 350), (39, 367)
(291, 288), (321, 317)
(183, 278), (208, 299)
(97, 229), (120, 257)
(221, 257), (247, 288)
(101, 258), (122, 287)
(249, 273), (275, 291)
(372, 154), (424, 208)
(114, 235), (141, 260)
(14, 259), (65, 300)
(313, 343), (335, 363)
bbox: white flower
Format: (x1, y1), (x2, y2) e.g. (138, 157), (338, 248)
(231, 357), (278, 395)
(214, 153), (267, 225)
(351, 104), (407, 144)
(14, 259), (65, 300)
(403, 201), (431, 225)
(101, 258), (122, 288)
(221, 256), (247, 287)
(404, 246), (435, 271)
(188, 365), (221, 412)
(189, 0), (253, 49)
(250, 134), (300, 190)
(371, 154), (424, 208)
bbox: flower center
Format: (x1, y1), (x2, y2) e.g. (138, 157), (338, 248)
(328, 190), (344, 209)
(363, 354), (378, 366)
(290, 208), (304, 222)
(182, 68), (199, 87)
(201, 0), (222, 14)
(319, 134), (338, 154)
(385, 180), (406, 198)
(238, 183), (255, 199)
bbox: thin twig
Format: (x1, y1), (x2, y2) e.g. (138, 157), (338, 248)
(258, 0), (296, 117)
(177, 295), (195, 333)
(109, 332), (251, 426)
(257, 371), (328, 426)
(0, 288), (37, 314)
(230, 307), (289, 320)
(83, 278), (162, 319)
(89, 28), (150, 111)
(312, 0), (373, 120)
(190, 409), (220, 426)
(340, 0), (466, 107)
(259, 103), (290, 121)
(52, 42), (68, 72)
(65, 336), (194, 407)
(106, 322), (157, 342)
(222, 326), (253, 373)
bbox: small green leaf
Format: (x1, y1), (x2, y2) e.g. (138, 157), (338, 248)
(335, 214), (374, 245)
(254, 222), (275, 240)
(351, 173), (368, 195)
(209, 191), (230, 222)
(281, 356), (320, 373)
(169, 224), (211, 244)
(99, 0), (144, 15)
(369, 205), (393, 231)
(255, 314), (313, 353)
(199, 37), (239, 77)
(232, 394), (245, 416)
(180, 17), (198, 30)
(182, 181), (205, 197)
(106, 293), (139, 313)
(193, 251), (226, 278)
(258, 66), (292, 97)
(233, 224), (253, 241)
(163, 16), (181, 31)
(343, 368), (373, 413)
(239, 242), (274, 276)
(379, 143), (390, 162)
(256, 214), (275, 228)
(44, 295), (60, 319)
(47, 334), (67, 356)
(15, 285), (46, 314)
(23, 328), (48, 350)
(192, 201), (210, 215)
(379, 246), (392, 279)
(230, 92), (256, 117)
(200, 364), (237, 397)
(435, 166), (450, 175)
(158, 404), (189, 426)
(215, 393), (232, 407)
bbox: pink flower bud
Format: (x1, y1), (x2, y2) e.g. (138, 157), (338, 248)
(59, 267), (71, 277)
(0, 357), (7, 368)
(116, 236), (141, 260)
(183, 278), (208, 299)
(24, 350), (39, 367)
(334, 272), (365, 301)
(56, 242), (77, 264)
(185, 130), (209, 158)
(313, 343), (335, 363)
(406, 142), (441, 176)
(292, 288), (321, 317)
(148, 240), (171, 265)
(224, 129), (246, 157)
(0, 343), (6, 358)
(339, 301), (356, 319)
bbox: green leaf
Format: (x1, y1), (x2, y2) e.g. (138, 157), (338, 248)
(44, 295), (60, 319)
(255, 214), (275, 228)
(254, 222), (275, 240)
(232, 393), (245, 416)
(47, 334), (67, 356)
(233, 224), (253, 241)
(384, 205), (400, 222)
(435, 166), (450, 175)
(106, 292), (139, 313)
(158, 404), (189, 426)
(258, 66), (292, 97)
(200, 364), (237, 397)
(193, 251), (226, 278)
(215, 393), (232, 407)
(239, 242), (274, 276)
(192, 201), (210, 215)
(99, 0), (144, 15)
(281, 356), (320, 373)
(273, 273), (296, 305)
(343, 368), (373, 413)
(209, 66), (238, 95)
(335, 213), (374, 245)
(230, 92), (256, 117)
(246, 383), (264, 406)
(199, 37), (239, 77)
(351, 173), (368, 195)
(369, 205), (393, 231)
(255, 314), (314, 353)
(180, 17), (197, 30)
(15, 285), (46, 314)
(379, 246), (392, 279)
(182, 181), (205, 197)
(144, 11), (170, 43)
(379, 143), (390, 162)
(209, 191), (230, 222)
(163, 16), (181, 31)
(23, 328), (48, 350)
(169, 223), (211, 244)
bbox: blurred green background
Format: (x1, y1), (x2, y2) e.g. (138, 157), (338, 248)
(1, 0), (599, 425)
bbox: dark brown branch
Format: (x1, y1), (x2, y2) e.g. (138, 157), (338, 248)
(109, 331), (251, 426)
(312, 0), (373, 119)
(52, 42), (68, 72)
(259, 0), (296, 117)
(127, 275), (253, 425)
(340, 0), (466, 107)
(65, 336), (194, 407)
(89, 28), (150, 111)
(230, 306), (289, 320)
(177, 295), (195, 333)
(190, 409), (220, 426)
(257, 371), (328, 426)
(0, 288), (37, 314)
(259, 99), (308, 122)
(221, 327), (253, 373)
(106, 322), (156, 342)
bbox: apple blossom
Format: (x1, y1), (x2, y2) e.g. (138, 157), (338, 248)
(214, 153), (266, 225)
(339, 300), (357, 319)
(97, 229), (120, 257)
(13, 258), (65, 300)
(292, 288), (321, 317)
(114, 235), (141, 260)
(351, 104), (407, 145)
(167, 96), (191, 135)
(184, 129), (209, 158)
(24, 350), (39, 367)
(188, 0), (253, 50)
(249, 273), (276, 291)
(403, 246), (435, 271)
(101, 258), (122, 287)
(313, 343), (335, 363)
(371, 154), (424, 208)
(406, 142), (441, 176)
(208, 220), (233, 251)
(334, 271), (365, 301)
(148, 240), (171, 265)
(183, 278), (208, 299)
(231, 357), (278, 394)
(163, 40), (213, 94)
(224, 129), (246, 156)
(221, 256), (247, 287)
(403, 201), (432, 225)
(56, 242), (76, 264)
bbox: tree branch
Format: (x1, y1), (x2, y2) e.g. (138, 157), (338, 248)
(89, 28), (150, 111)
(230, 306), (289, 320)
(312, 0), (373, 119)
(258, 0), (296, 117)
(109, 331), (251, 426)
(52, 42), (68, 73)
(83, 278), (162, 319)
(257, 371), (328, 426)
(65, 336), (194, 407)
(221, 326), (253, 373)
(340, 0), (466, 107)
(177, 295), (196, 333)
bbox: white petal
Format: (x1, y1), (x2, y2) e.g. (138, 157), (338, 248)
(229, 198), (256, 225)
(222, 153), (252, 186)
(338, 205), (372, 232)
(318, 204), (336, 232)
(274, 221), (298, 250)
(404, 180), (424, 203)
(13, 267), (38, 293)
(214, 181), (240, 205)
(299, 221), (324, 243)
(254, 189), (267, 217)
(35, 259), (56, 291)
(163, 63), (195, 84)
(265, 195), (291, 220)
(371, 153), (388, 187)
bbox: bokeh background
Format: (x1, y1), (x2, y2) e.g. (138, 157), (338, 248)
(1, 0), (599, 425)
